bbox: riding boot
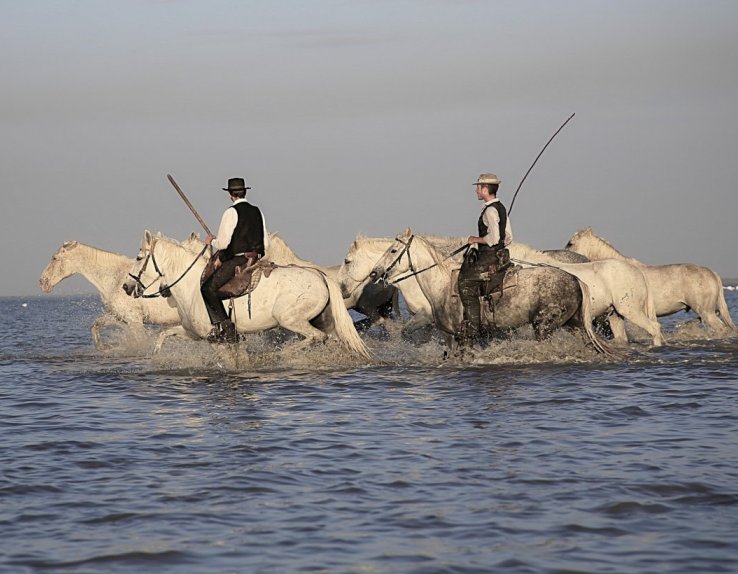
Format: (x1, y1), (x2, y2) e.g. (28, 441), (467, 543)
(206, 323), (222, 343)
(220, 320), (238, 344)
(454, 320), (476, 348)
(460, 294), (482, 341)
(207, 320), (238, 344)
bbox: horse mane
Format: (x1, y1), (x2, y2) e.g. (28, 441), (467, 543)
(508, 242), (563, 266)
(419, 233), (467, 253)
(348, 235), (395, 259)
(413, 235), (451, 269)
(60, 240), (133, 267)
(571, 228), (641, 264)
(266, 233), (314, 265)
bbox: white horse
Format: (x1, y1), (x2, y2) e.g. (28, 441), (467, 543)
(566, 227), (736, 332)
(270, 235), (398, 324)
(123, 231), (369, 358)
(338, 234), (469, 335)
(39, 239), (182, 348)
(188, 232), (398, 328)
(341, 229), (617, 355)
(511, 243), (663, 346)
(338, 234), (596, 337)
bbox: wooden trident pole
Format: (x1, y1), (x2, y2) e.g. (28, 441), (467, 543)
(166, 174), (213, 236)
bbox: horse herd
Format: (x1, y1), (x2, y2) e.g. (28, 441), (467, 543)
(39, 227), (736, 361)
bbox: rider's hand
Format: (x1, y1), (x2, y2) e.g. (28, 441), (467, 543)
(205, 234), (215, 246)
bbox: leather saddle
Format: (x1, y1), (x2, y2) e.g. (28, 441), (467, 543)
(481, 248), (513, 298)
(200, 256), (276, 300)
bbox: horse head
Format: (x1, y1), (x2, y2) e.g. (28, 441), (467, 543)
(123, 230), (162, 298)
(39, 241), (80, 293)
(369, 228), (414, 285)
(338, 235), (395, 300)
(564, 226), (593, 251)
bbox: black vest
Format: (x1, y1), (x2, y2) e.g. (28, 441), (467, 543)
(220, 202), (265, 260)
(478, 201), (508, 251)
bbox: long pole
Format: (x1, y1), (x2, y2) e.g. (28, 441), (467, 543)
(508, 112), (575, 215)
(166, 174), (212, 236)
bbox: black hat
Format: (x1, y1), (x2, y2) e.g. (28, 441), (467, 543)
(222, 177), (251, 192)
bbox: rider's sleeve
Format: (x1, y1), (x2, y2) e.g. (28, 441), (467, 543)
(261, 212), (270, 251)
(212, 207), (238, 251)
(482, 207), (500, 247)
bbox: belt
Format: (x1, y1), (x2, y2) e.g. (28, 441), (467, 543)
(478, 244), (503, 252)
(234, 251), (260, 259)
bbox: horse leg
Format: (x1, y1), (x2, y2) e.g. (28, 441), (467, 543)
(274, 311), (329, 349)
(91, 315), (143, 350)
(154, 326), (189, 354)
(284, 321), (329, 350)
(402, 311), (432, 334)
(690, 298), (728, 333)
(91, 315), (116, 350)
(618, 308), (663, 347)
(607, 314), (628, 343)
(532, 305), (568, 340)
(700, 311), (726, 333)
(271, 295), (330, 349)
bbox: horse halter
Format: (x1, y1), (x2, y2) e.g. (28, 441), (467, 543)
(371, 234), (415, 286)
(128, 239), (164, 298)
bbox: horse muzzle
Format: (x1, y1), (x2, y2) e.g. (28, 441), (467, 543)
(369, 268), (388, 285)
(122, 279), (142, 298)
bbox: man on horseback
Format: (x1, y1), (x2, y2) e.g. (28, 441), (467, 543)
(457, 173), (513, 346)
(201, 177), (269, 343)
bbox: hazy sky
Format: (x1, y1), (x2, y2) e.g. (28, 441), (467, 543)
(3, 0), (737, 296)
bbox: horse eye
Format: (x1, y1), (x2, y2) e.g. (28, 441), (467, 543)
(344, 259), (351, 265)
(390, 249), (397, 254)
(136, 256), (143, 261)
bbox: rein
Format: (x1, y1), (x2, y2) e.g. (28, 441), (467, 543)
(380, 235), (470, 285)
(509, 257), (555, 268)
(128, 239), (209, 298)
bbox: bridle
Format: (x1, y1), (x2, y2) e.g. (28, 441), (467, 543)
(370, 234), (416, 285)
(127, 238), (208, 299)
(128, 239), (164, 298)
(372, 234), (470, 286)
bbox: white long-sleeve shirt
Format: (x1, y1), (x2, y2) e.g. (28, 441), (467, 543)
(212, 198), (270, 252)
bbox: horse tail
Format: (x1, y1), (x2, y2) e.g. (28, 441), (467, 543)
(320, 273), (371, 359)
(576, 278), (626, 359)
(714, 271), (737, 331)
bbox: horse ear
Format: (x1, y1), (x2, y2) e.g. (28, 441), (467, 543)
(188, 232), (199, 240)
(584, 227), (592, 235)
(62, 240), (79, 249)
(401, 227), (412, 237)
(144, 230), (153, 246)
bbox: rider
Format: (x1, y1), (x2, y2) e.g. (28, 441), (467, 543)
(201, 177), (269, 343)
(457, 173), (513, 345)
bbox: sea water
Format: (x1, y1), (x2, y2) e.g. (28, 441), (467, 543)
(1, 292), (737, 573)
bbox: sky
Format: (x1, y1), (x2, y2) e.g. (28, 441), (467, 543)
(2, 0), (737, 296)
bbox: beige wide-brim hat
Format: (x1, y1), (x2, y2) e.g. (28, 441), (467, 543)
(473, 173), (501, 186)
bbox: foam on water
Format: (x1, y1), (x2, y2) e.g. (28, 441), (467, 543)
(86, 313), (738, 375)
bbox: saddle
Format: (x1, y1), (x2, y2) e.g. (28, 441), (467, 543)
(481, 262), (516, 298)
(200, 256), (277, 300)
(480, 248), (514, 298)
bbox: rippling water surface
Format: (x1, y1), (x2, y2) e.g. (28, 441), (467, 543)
(1, 293), (737, 573)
